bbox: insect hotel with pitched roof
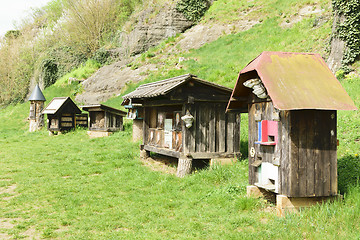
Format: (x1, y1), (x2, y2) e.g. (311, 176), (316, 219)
(42, 97), (87, 134)
(81, 104), (126, 138)
(122, 74), (241, 177)
(226, 52), (357, 215)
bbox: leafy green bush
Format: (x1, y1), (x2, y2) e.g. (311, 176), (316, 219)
(338, 154), (360, 194)
(41, 59), (58, 87)
(176, 0), (210, 21)
(91, 48), (111, 65)
(332, 0), (360, 66)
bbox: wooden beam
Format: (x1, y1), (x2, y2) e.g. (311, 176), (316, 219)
(143, 145), (181, 159)
(189, 152), (241, 159)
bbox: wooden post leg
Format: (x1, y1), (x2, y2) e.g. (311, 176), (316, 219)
(176, 158), (192, 178)
(140, 149), (150, 159)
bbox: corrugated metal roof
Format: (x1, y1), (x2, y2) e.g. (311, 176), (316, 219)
(28, 84), (46, 101)
(122, 74), (232, 101)
(227, 51), (357, 111)
(42, 97), (81, 115)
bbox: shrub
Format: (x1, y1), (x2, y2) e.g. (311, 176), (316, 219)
(91, 48), (111, 65)
(338, 154), (360, 194)
(176, 0), (210, 22)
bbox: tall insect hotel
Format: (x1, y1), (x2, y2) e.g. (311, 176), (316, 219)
(227, 52), (357, 215)
(28, 84), (46, 132)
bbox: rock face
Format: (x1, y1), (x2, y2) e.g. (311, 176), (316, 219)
(176, 20), (259, 51)
(75, 61), (158, 104)
(76, 4), (193, 104)
(327, 13), (346, 73)
(119, 5), (194, 56)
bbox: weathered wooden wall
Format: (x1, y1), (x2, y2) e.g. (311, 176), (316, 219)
(287, 110), (337, 197)
(183, 102), (241, 155)
(142, 102), (241, 158)
(248, 98), (337, 197)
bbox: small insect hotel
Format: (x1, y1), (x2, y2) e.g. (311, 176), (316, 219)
(42, 97), (87, 134)
(81, 104), (126, 138)
(122, 74), (241, 177)
(28, 84), (46, 132)
(226, 52), (357, 215)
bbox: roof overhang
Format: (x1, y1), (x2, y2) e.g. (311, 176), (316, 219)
(227, 51), (358, 112)
(81, 104), (126, 116)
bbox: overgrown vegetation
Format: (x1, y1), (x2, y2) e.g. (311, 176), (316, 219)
(0, 0), (142, 105)
(332, 0), (360, 69)
(176, 0), (210, 21)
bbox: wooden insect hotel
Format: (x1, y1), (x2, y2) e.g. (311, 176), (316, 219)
(122, 74), (241, 177)
(81, 104), (126, 138)
(226, 52), (357, 214)
(42, 97), (85, 134)
(28, 84), (46, 132)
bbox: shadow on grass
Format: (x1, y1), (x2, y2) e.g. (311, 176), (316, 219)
(338, 154), (360, 194)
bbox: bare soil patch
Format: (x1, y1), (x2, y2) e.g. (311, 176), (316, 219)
(141, 155), (178, 175)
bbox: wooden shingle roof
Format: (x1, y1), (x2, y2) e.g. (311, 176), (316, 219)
(122, 74), (232, 101)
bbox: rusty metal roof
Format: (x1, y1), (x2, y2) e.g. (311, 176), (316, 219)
(122, 74), (232, 102)
(42, 97), (81, 115)
(227, 51), (357, 111)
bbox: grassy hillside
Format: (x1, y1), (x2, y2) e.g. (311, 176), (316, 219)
(1, 0), (360, 239)
(102, 0), (332, 110)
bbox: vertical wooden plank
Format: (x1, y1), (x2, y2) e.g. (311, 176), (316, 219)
(182, 105), (188, 154)
(104, 112), (108, 129)
(279, 110), (290, 196)
(226, 113), (235, 153)
(218, 105), (226, 152)
(195, 104), (202, 153)
(233, 112), (241, 153)
(289, 111), (300, 197)
(322, 111), (331, 196)
(203, 104), (210, 152)
(215, 104), (219, 153)
(248, 103), (256, 185)
(306, 110), (316, 197)
(198, 104), (206, 152)
(330, 111), (338, 195)
(298, 111), (308, 197)
(209, 104), (216, 153)
(143, 108), (149, 146)
(190, 104), (197, 153)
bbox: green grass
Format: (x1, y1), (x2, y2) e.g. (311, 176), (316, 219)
(1, 0), (359, 238)
(0, 107), (358, 239)
(0, 77), (359, 239)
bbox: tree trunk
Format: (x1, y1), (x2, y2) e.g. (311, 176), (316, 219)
(176, 158), (192, 178)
